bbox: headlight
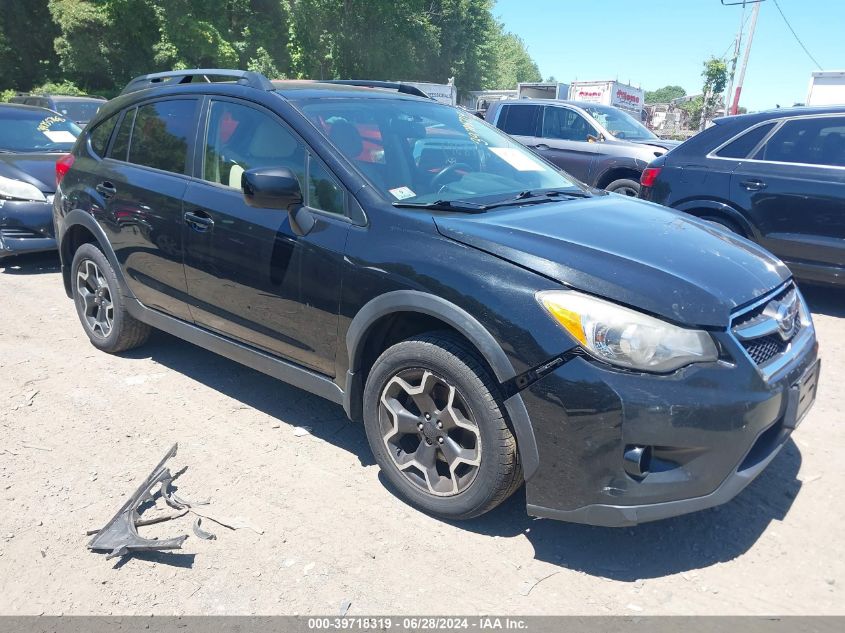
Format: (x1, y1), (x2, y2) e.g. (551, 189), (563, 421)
(538, 290), (719, 372)
(0, 175), (46, 202)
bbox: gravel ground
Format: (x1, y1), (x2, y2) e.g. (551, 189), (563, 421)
(0, 252), (843, 616)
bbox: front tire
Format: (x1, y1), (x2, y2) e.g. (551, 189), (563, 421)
(363, 331), (521, 520)
(71, 243), (150, 353)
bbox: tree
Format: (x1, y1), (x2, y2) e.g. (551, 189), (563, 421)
(0, 0), (59, 91)
(699, 56), (727, 130)
(645, 85), (686, 104)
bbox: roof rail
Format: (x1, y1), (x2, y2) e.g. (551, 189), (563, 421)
(120, 69), (274, 95)
(320, 80), (433, 100)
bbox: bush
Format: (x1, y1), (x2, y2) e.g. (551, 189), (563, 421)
(0, 89), (17, 103)
(31, 80), (87, 96)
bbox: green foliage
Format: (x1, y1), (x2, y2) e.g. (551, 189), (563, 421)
(680, 95), (704, 129)
(645, 85), (686, 104)
(0, 89), (17, 103)
(31, 80), (87, 96)
(2, 0), (543, 97)
(700, 56), (727, 127)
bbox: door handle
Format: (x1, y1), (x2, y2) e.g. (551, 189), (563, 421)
(95, 181), (117, 198)
(740, 178), (767, 192)
(533, 143), (550, 150)
(184, 210), (214, 232)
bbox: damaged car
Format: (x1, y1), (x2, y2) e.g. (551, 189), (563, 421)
(0, 103), (79, 260)
(54, 70), (819, 527)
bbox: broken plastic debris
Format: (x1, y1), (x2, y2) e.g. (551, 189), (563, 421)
(87, 443), (188, 559)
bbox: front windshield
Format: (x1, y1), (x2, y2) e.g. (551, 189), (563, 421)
(582, 104), (656, 141)
(297, 98), (583, 205)
(0, 108), (81, 152)
(54, 100), (102, 123)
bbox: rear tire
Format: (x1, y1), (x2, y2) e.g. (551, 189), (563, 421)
(363, 331), (521, 520)
(605, 178), (641, 197)
(71, 243), (150, 353)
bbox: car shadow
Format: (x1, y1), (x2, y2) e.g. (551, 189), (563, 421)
(449, 438), (802, 580)
(0, 252), (61, 274)
(124, 331), (801, 581)
(120, 330), (375, 467)
(799, 283), (845, 318)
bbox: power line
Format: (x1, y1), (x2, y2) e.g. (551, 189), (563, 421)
(772, 0), (824, 69)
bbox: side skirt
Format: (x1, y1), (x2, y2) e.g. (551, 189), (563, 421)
(126, 299), (345, 407)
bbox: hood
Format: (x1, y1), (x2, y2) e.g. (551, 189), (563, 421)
(434, 196), (790, 328)
(0, 153), (59, 193)
(628, 138), (682, 151)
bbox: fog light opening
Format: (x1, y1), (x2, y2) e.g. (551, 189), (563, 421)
(623, 444), (652, 480)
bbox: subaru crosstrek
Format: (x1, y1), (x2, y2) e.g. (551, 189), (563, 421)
(53, 70), (820, 526)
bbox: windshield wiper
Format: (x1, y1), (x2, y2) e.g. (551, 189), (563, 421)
(515, 188), (592, 200)
(393, 200), (489, 213)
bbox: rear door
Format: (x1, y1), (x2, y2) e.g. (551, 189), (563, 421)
(535, 105), (599, 182)
(493, 102), (541, 149)
(730, 114), (845, 277)
(181, 97), (350, 375)
(96, 98), (199, 321)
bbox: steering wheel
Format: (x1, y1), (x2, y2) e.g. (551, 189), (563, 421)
(430, 163), (473, 190)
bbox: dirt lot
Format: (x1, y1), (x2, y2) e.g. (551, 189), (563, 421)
(0, 252), (843, 616)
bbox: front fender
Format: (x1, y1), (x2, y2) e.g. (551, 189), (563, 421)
(345, 290), (540, 480)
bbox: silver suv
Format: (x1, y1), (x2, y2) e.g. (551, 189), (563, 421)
(486, 99), (680, 196)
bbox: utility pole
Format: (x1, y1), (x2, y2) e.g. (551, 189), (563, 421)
(730, 0), (762, 115)
(724, 2), (746, 115)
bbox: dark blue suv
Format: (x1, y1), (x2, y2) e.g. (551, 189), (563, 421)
(54, 70), (819, 527)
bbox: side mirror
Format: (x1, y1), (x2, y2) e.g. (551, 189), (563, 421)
(242, 167), (314, 236)
(242, 167), (302, 210)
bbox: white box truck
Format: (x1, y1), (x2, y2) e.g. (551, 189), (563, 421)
(517, 82), (570, 100)
(806, 71), (845, 106)
(568, 80), (645, 117)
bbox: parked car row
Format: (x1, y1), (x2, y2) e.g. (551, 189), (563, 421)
(34, 69), (820, 528)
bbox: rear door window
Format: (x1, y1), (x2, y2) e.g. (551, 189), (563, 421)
(127, 100), (197, 174)
(754, 116), (845, 167)
(715, 122), (775, 158)
(497, 105), (541, 136)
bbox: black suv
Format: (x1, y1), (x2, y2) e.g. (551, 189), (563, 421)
(54, 69), (819, 527)
(640, 106), (845, 287)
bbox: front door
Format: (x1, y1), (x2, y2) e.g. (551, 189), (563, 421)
(535, 105), (599, 183)
(182, 98), (349, 375)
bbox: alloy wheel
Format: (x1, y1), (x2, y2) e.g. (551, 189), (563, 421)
(76, 259), (114, 338)
(379, 369), (482, 497)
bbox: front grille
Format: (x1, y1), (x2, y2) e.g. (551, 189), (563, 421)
(742, 334), (789, 365)
(731, 283), (801, 367)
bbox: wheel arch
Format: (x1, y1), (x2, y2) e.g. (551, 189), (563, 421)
(60, 210), (131, 299)
(344, 290), (540, 480)
(673, 199), (756, 238)
(595, 165), (643, 189)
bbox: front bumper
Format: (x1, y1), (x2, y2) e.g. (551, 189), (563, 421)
(521, 325), (819, 527)
(0, 198), (56, 259)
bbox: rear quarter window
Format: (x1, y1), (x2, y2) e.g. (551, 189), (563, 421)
(88, 114), (119, 158)
(714, 122), (776, 158)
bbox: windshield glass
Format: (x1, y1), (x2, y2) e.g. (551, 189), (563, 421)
(0, 108), (81, 152)
(296, 98), (583, 205)
(582, 104), (656, 140)
(54, 100), (102, 123)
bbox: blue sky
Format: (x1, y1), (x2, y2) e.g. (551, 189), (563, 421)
(493, 0), (842, 111)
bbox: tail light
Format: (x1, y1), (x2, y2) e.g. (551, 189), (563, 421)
(56, 154), (75, 186)
(640, 166), (661, 188)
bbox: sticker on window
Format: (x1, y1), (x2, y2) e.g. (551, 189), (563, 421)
(389, 186), (416, 200)
(43, 130), (76, 143)
(489, 147), (544, 171)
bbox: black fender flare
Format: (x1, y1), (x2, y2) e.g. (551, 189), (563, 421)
(345, 290), (540, 480)
(594, 157), (646, 188)
(674, 199), (756, 238)
(60, 209), (134, 299)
